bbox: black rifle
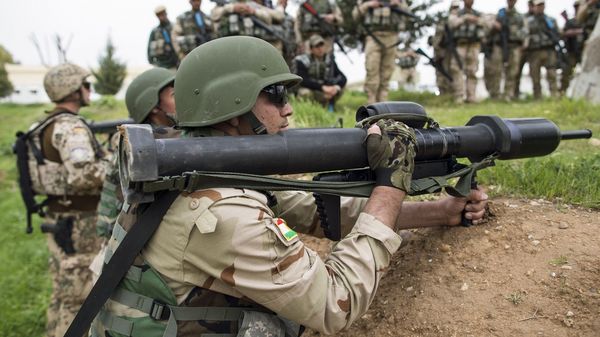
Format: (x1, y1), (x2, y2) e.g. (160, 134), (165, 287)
(247, 15), (297, 58)
(88, 118), (134, 135)
(443, 23), (463, 70)
(415, 48), (453, 82)
(301, 1), (352, 63)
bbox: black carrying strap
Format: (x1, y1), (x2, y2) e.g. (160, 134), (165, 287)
(63, 190), (181, 337)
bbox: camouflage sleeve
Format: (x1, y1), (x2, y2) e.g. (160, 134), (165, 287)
(171, 18), (185, 60)
(176, 191), (402, 335)
(333, 4), (344, 25)
(447, 12), (463, 29)
(95, 156), (122, 237)
(272, 191), (366, 238)
(211, 4), (234, 22)
(270, 6), (285, 23)
(254, 6), (272, 23)
(52, 117), (106, 191)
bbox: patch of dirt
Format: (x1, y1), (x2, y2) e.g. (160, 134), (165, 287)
(302, 198), (600, 337)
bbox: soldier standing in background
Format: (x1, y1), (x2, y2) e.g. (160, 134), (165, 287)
(353, 0), (412, 104)
(561, 1), (585, 95)
(430, 0), (460, 96)
(486, 0), (528, 101)
(27, 64), (106, 337)
(147, 6), (179, 69)
(294, 34), (347, 110)
(394, 47), (419, 91)
(576, 0), (600, 42)
(448, 0), (485, 104)
(514, 0), (535, 99)
(295, 0), (343, 53)
(526, 0), (559, 99)
(172, 0), (214, 61)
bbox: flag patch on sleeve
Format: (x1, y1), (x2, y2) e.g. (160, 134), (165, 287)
(274, 218), (297, 241)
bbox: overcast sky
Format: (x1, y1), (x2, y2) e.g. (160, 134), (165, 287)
(0, 0), (575, 84)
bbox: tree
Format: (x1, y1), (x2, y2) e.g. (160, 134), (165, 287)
(0, 45), (15, 98)
(92, 38), (127, 95)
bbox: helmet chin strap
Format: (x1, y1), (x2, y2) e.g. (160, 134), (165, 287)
(154, 107), (177, 127)
(243, 111), (267, 135)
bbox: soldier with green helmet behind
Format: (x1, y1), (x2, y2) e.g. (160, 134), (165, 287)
(94, 67), (177, 241)
(172, 0), (214, 61)
(91, 36), (488, 337)
(25, 63), (107, 337)
(147, 5), (179, 69)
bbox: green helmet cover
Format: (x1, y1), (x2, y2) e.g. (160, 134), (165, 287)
(125, 68), (175, 123)
(175, 36), (302, 127)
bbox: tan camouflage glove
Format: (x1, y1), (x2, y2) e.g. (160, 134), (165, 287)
(365, 119), (417, 192)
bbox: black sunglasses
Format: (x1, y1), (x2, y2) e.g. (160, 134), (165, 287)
(261, 84), (288, 107)
(82, 81), (91, 90)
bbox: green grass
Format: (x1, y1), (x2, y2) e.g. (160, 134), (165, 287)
(0, 92), (598, 336)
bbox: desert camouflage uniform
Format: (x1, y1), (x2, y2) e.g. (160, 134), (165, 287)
(147, 21), (179, 69)
(91, 117), (406, 337)
(172, 9), (214, 60)
(448, 8), (485, 103)
(561, 17), (585, 94)
(212, 0), (275, 41)
(485, 7), (528, 100)
(526, 13), (559, 99)
(295, 0), (343, 53)
(27, 110), (106, 337)
(353, 0), (411, 103)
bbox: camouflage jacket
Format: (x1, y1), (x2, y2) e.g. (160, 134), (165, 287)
(172, 10), (214, 59)
(211, 1), (274, 40)
(449, 8), (485, 43)
(27, 109), (106, 198)
(491, 7), (528, 46)
(147, 21), (179, 69)
(527, 14), (559, 50)
(352, 0), (411, 33)
(294, 0), (343, 41)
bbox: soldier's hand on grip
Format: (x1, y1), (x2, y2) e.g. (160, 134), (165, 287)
(365, 119), (416, 192)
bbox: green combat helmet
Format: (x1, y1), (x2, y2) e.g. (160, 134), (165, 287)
(175, 36), (302, 127)
(43, 63), (90, 102)
(125, 68), (175, 123)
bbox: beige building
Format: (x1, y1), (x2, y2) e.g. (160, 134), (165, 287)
(1, 64), (152, 104)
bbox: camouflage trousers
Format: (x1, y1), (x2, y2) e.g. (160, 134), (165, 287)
(450, 42), (480, 103)
(484, 45), (523, 100)
(560, 53), (578, 94)
(45, 211), (103, 337)
(434, 51), (452, 96)
(529, 48), (558, 99)
(364, 32), (398, 104)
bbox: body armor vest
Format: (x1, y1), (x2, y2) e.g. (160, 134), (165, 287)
(493, 8), (527, 45)
(148, 22), (178, 68)
(299, 0), (334, 36)
(27, 112), (103, 197)
(396, 54), (418, 69)
(176, 10), (213, 55)
(453, 9), (484, 43)
(527, 14), (556, 50)
(296, 53), (334, 83)
(362, 5), (402, 32)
